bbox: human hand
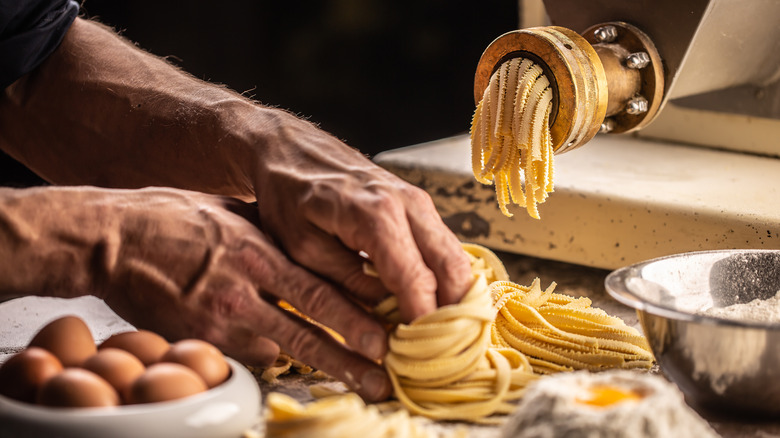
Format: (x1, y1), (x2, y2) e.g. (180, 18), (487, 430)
(0, 14), (471, 327)
(251, 111), (474, 323)
(0, 186), (391, 401)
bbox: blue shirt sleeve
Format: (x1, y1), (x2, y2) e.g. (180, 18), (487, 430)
(0, 0), (79, 89)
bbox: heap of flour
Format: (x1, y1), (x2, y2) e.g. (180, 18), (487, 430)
(501, 370), (719, 438)
(701, 291), (780, 324)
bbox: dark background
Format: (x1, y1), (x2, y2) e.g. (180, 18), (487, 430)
(1, 0), (518, 186)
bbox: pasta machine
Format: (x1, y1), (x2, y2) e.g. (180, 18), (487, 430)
(375, 0), (780, 269)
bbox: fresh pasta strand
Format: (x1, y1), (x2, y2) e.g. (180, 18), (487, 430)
(470, 58), (554, 219)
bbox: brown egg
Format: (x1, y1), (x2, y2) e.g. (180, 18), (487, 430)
(37, 368), (120, 408)
(99, 330), (170, 366)
(161, 339), (230, 388)
(0, 347), (63, 403)
(82, 348), (145, 402)
(128, 363), (208, 404)
(28, 315), (96, 367)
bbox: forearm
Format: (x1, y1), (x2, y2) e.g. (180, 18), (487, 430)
(0, 18), (273, 200)
(0, 16), (474, 322)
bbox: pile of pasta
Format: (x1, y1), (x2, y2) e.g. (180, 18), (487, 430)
(381, 243), (653, 423)
(471, 57), (554, 219)
(264, 243), (654, 433)
(265, 392), (468, 438)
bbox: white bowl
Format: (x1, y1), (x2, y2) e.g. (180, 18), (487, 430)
(0, 357), (260, 438)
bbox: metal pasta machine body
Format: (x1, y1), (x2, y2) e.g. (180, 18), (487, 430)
(376, 0), (780, 269)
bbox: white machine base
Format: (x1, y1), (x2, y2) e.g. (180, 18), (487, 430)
(375, 134), (780, 270)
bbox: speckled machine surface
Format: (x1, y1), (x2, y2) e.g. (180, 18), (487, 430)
(374, 134), (780, 270)
(1, 251), (779, 437)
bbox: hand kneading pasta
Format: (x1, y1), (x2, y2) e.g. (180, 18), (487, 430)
(471, 57), (554, 219)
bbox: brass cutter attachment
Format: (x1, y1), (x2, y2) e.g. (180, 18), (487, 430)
(474, 22), (664, 153)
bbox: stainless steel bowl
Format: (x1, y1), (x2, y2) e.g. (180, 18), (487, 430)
(605, 249), (780, 417)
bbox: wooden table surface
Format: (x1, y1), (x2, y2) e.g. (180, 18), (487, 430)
(2, 250), (779, 437)
(256, 250), (780, 437)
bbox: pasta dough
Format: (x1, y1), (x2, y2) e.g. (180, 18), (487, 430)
(382, 244), (653, 422)
(263, 244), (654, 429)
(470, 57), (554, 219)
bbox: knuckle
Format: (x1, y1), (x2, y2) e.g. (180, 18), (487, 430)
(357, 184), (403, 217)
(414, 267), (439, 294)
(339, 201), (398, 250)
(233, 240), (277, 286)
(284, 325), (324, 359)
(285, 237), (319, 266)
(296, 282), (333, 316)
(194, 282), (254, 329)
(387, 260), (436, 295)
(401, 184), (433, 207)
(440, 249), (473, 280)
(207, 287), (249, 318)
(341, 268), (382, 302)
(298, 183), (330, 215)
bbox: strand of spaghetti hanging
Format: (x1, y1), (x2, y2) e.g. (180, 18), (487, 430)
(471, 57), (554, 219)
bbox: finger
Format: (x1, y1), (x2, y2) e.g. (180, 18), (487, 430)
(365, 222), (438, 323)
(236, 241), (388, 361)
(283, 223), (390, 305)
(270, 262), (388, 361)
(251, 302), (392, 402)
(215, 333), (280, 368)
(162, 276), (282, 367)
(235, 195), (389, 305)
(405, 199), (473, 306)
(303, 188), (439, 323)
